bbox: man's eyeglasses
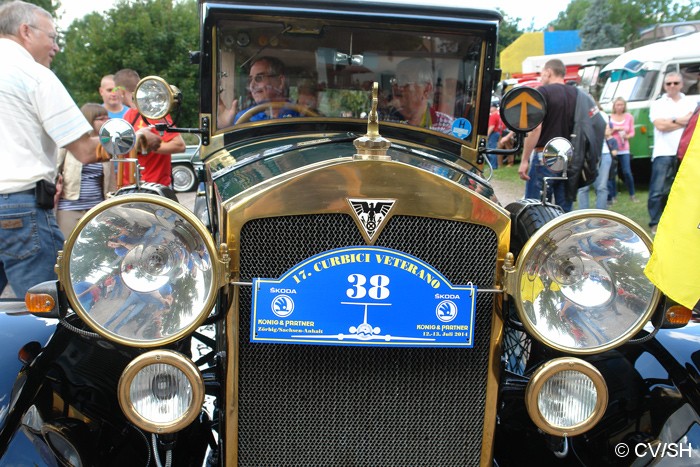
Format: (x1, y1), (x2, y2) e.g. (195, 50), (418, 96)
(28, 24), (58, 44)
(248, 73), (279, 84)
(665, 81), (680, 86)
(390, 78), (416, 88)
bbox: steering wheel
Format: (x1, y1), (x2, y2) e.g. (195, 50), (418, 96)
(236, 101), (319, 123)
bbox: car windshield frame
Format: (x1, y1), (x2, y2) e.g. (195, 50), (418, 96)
(212, 10), (495, 146)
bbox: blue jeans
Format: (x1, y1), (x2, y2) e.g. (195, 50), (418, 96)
(607, 155), (618, 201)
(577, 152), (611, 209)
(648, 156), (678, 227)
(525, 152), (572, 212)
(617, 152), (635, 196)
(0, 191), (64, 298)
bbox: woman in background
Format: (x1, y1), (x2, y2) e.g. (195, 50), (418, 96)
(56, 103), (116, 236)
(609, 97), (638, 202)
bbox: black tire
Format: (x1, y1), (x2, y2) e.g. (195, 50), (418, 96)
(171, 164), (197, 192)
(114, 183), (179, 202)
(505, 199), (564, 257)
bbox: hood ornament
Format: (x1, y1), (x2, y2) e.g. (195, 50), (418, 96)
(348, 198), (396, 243)
(353, 82), (391, 160)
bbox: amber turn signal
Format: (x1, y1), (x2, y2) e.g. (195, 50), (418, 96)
(665, 305), (692, 325)
(25, 293), (56, 313)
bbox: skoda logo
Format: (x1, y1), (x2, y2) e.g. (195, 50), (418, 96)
(272, 295), (295, 317)
(436, 300), (458, 322)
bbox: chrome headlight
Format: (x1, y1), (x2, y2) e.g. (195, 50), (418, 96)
(134, 76), (181, 120)
(58, 194), (223, 347)
(118, 350), (204, 434)
(526, 357), (608, 437)
(511, 210), (660, 354)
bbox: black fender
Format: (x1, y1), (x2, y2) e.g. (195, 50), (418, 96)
(0, 308), (58, 430)
(639, 322), (700, 412)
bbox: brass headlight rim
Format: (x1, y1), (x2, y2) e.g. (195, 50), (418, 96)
(134, 75), (174, 120)
(59, 193), (221, 348)
(525, 357), (608, 437)
(512, 209), (660, 355)
(118, 350), (204, 434)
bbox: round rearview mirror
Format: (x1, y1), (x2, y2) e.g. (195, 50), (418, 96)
(500, 87), (546, 133)
(541, 137), (573, 173)
(99, 119), (136, 157)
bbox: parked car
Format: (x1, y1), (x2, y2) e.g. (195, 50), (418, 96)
(170, 145), (202, 192)
(2, 1), (698, 466)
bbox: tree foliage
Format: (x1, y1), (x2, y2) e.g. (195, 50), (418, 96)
(552, 0), (700, 47)
(52, 0), (200, 127)
(579, 0), (621, 49)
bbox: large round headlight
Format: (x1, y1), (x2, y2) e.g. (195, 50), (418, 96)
(526, 357), (607, 437)
(513, 210), (660, 354)
(118, 350), (204, 434)
(58, 194), (222, 347)
(134, 76), (181, 120)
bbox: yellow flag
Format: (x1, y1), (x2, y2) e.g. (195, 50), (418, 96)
(644, 126), (700, 310)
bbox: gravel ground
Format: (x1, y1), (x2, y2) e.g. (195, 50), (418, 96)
(491, 177), (524, 207)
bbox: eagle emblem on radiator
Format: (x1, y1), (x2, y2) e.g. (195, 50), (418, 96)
(348, 198), (396, 241)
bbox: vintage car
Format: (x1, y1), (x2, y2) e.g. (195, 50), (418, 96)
(171, 145), (202, 193)
(1, 1), (699, 466)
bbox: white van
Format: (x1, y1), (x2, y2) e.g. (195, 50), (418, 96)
(599, 32), (700, 160)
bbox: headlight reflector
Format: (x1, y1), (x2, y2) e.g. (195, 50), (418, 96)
(119, 350), (204, 433)
(59, 194), (220, 347)
(526, 358), (607, 436)
(134, 76), (179, 120)
(513, 211), (660, 353)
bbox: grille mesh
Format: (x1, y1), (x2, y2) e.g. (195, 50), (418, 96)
(237, 214), (498, 466)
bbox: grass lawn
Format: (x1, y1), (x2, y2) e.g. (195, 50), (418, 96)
(492, 163), (652, 235)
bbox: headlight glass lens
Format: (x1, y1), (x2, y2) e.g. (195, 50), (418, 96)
(119, 350), (204, 433)
(515, 211), (659, 353)
(130, 363), (193, 424)
(134, 77), (172, 119)
(538, 370), (597, 427)
(526, 358), (607, 436)
(62, 195), (217, 347)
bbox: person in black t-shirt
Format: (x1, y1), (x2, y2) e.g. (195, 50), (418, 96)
(518, 59), (577, 211)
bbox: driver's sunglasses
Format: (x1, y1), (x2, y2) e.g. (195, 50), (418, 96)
(248, 73), (279, 84)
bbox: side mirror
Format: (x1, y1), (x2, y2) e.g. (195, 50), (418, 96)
(541, 137), (573, 173)
(99, 119), (136, 157)
(539, 137), (574, 204)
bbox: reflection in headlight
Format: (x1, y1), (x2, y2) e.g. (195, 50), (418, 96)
(516, 212), (659, 353)
(66, 199), (216, 344)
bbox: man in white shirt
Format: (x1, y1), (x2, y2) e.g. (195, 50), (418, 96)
(0, 1), (101, 298)
(648, 71), (697, 235)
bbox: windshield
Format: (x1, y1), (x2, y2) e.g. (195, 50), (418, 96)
(215, 18), (485, 143)
(599, 69), (659, 104)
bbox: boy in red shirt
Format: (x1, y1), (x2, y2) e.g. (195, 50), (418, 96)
(122, 107), (186, 186)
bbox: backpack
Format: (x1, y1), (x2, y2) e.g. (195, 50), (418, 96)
(566, 88), (606, 202)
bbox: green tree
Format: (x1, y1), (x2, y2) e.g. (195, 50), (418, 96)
(552, 0), (700, 45)
(52, 0), (199, 127)
(550, 0), (590, 30)
(579, 0), (621, 49)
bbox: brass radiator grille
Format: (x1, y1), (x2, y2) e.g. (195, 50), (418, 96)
(237, 213), (498, 466)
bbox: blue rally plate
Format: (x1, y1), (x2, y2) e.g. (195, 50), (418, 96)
(251, 246), (476, 347)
